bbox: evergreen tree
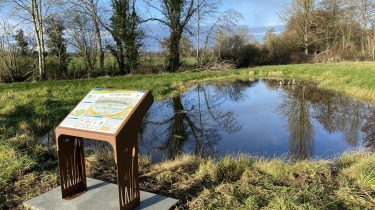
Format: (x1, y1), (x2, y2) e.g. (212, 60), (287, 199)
(45, 16), (68, 77)
(107, 0), (143, 74)
(15, 29), (28, 55)
(145, 0), (202, 72)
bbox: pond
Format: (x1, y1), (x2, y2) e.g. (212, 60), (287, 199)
(139, 79), (375, 162)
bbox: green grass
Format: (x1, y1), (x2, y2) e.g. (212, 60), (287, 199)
(2, 61), (375, 141)
(251, 62), (375, 102)
(66, 55), (197, 75)
(138, 153), (375, 209)
(0, 144), (35, 184)
(1, 61), (375, 209)
(67, 55), (119, 74)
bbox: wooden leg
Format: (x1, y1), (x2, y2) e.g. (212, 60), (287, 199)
(57, 135), (87, 198)
(114, 141), (140, 210)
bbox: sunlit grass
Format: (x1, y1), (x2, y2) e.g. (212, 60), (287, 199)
(54, 150), (371, 209)
(253, 62), (375, 102)
(0, 144), (35, 184)
(65, 55), (197, 75)
(2, 62), (374, 143)
(114, 152), (375, 209)
(1, 61), (375, 208)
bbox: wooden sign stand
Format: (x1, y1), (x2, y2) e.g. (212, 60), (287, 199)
(55, 89), (153, 210)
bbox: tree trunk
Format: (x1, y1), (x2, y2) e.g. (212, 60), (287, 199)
(196, 0), (200, 67)
(117, 44), (126, 75)
(164, 95), (187, 159)
(94, 20), (104, 73)
(37, 44), (45, 80)
(91, 1), (105, 74)
(372, 28), (375, 60)
(31, 0), (45, 81)
(167, 30), (182, 72)
(39, 21), (45, 80)
(84, 54), (91, 78)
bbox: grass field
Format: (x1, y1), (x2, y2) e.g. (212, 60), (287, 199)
(1, 62), (375, 209)
(66, 55), (197, 76)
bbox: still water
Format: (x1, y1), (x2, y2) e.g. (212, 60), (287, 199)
(139, 80), (375, 162)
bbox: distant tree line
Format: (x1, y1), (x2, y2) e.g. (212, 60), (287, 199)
(0, 0), (222, 82)
(280, 0), (375, 62)
(0, 0), (374, 83)
(212, 0), (375, 68)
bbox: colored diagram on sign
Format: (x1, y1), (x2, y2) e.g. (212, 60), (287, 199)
(59, 89), (145, 134)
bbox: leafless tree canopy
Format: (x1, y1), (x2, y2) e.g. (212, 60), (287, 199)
(0, 0), (374, 82)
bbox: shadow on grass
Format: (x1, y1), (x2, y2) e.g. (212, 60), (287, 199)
(0, 98), (71, 141)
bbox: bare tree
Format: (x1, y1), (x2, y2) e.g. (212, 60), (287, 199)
(68, 15), (98, 78)
(0, 20), (35, 82)
(196, 0), (200, 66)
(284, 0), (319, 55)
(319, 0), (342, 50)
(214, 27), (259, 67)
(194, 0), (222, 65)
(356, 0), (375, 58)
(64, 0), (106, 73)
(145, 0), (212, 72)
(11, 0), (50, 80)
(371, 10), (375, 59)
(0, 21), (17, 82)
(338, 0), (356, 51)
(202, 9), (242, 62)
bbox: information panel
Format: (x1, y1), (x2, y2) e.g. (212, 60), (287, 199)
(59, 88), (145, 134)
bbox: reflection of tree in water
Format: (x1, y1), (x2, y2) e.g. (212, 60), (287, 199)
(141, 79), (375, 161)
(309, 89), (363, 146)
(214, 80), (255, 102)
(310, 93), (375, 149)
(362, 107), (375, 150)
(279, 85), (314, 160)
(270, 79), (374, 159)
(141, 81), (248, 161)
(151, 95), (198, 159)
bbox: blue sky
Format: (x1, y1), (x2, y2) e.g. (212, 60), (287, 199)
(0, 0), (291, 27)
(0, 0), (292, 50)
(222, 0), (291, 26)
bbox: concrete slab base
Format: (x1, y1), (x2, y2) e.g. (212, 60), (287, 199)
(23, 178), (178, 210)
